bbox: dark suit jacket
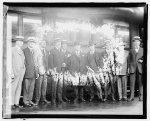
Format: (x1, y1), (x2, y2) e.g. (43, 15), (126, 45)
(86, 51), (103, 73)
(48, 48), (63, 73)
(128, 47), (143, 74)
(23, 47), (36, 79)
(60, 50), (70, 72)
(67, 52), (87, 75)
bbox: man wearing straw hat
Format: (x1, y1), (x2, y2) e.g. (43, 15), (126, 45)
(11, 36), (25, 109)
(128, 36), (143, 101)
(23, 37), (38, 107)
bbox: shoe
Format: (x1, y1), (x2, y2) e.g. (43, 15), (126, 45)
(112, 98), (115, 101)
(80, 98), (86, 102)
(118, 98), (122, 101)
(29, 101), (37, 106)
(103, 98), (107, 102)
(122, 98), (127, 101)
(23, 103), (32, 107)
(14, 104), (23, 108)
(128, 98), (134, 102)
(89, 98), (94, 102)
(34, 101), (39, 106)
(42, 100), (51, 104)
(73, 99), (78, 103)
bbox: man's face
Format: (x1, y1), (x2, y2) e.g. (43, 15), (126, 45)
(75, 45), (81, 52)
(89, 45), (95, 52)
(133, 40), (140, 49)
(55, 42), (61, 49)
(62, 43), (67, 50)
(28, 42), (35, 49)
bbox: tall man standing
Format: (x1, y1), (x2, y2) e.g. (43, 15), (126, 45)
(67, 42), (86, 103)
(86, 42), (103, 102)
(11, 36), (25, 109)
(115, 41), (129, 101)
(23, 37), (38, 107)
(35, 41), (50, 105)
(128, 36), (143, 101)
(60, 40), (71, 102)
(48, 38), (65, 104)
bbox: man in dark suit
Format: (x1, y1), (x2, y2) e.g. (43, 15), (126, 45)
(67, 42), (87, 103)
(60, 40), (71, 102)
(86, 42), (103, 102)
(48, 38), (65, 104)
(23, 37), (38, 107)
(34, 41), (50, 105)
(128, 36), (143, 101)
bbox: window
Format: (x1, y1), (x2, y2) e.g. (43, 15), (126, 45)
(8, 13), (18, 39)
(23, 16), (42, 40)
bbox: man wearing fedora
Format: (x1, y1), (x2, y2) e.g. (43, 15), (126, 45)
(11, 36), (25, 109)
(67, 42), (87, 103)
(86, 42), (103, 102)
(34, 41), (50, 105)
(48, 38), (65, 104)
(23, 37), (38, 107)
(128, 36), (143, 101)
(115, 41), (129, 101)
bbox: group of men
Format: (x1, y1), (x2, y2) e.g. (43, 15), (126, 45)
(10, 35), (143, 109)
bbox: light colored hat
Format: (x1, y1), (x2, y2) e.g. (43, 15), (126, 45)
(132, 36), (142, 42)
(13, 36), (24, 42)
(27, 37), (37, 43)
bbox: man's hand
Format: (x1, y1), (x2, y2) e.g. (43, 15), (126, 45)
(138, 59), (143, 63)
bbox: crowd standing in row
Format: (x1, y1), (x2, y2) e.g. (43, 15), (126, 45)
(10, 36), (143, 109)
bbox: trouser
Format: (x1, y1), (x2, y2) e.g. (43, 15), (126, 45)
(63, 81), (68, 100)
(51, 76), (58, 103)
(11, 69), (25, 105)
(35, 73), (47, 102)
(130, 70), (143, 99)
(57, 78), (64, 102)
(104, 73), (115, 99)
(74, 86), (84, 101)
(117, 75), (127, 99)
(23, 78), (35, 104)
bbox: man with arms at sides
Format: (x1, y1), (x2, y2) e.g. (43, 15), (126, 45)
(67, 42), (86, 103)
(23, 37), (38, 107)
(86, 42), (103, 102)
(11, 36), (25, 109)
(60, 40), (71, 102)
(128, 36), (143, 101)
(115, 41), (129, 101)
(48, 38), (65, 104)
(34, 41), (50, 105)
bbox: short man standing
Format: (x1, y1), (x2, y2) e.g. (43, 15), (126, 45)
(128, 36), (143, 101)
(35, 41), (50, 105)
(11, 36), (25, 109)
(23, 37), (38, 107)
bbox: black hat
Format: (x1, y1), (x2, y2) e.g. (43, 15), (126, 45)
(13, 36), (24, 42)
(132, 36), (142, 42)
